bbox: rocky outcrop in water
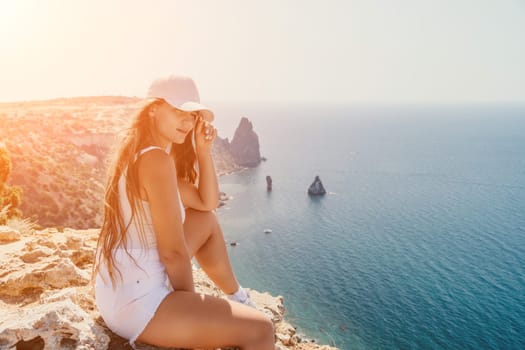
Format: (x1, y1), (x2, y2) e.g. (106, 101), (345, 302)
(266, 175), (273, 191)
(0, 225), (339, 350)
(229, 117), (261, 167)
(308, 176), (326, 196)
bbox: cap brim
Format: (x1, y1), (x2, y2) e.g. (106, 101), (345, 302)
(176, 101), (214, 122)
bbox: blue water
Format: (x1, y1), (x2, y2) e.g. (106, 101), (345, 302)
(212, 104), (525, 350)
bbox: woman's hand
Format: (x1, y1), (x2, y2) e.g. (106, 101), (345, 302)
(194, 114), (217, 155)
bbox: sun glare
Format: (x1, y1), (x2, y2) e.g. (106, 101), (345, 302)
(0, 1), (30, 45)
(0, 1), (20, 26)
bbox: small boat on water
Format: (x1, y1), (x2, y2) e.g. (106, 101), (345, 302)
(263, 229), (272, 234)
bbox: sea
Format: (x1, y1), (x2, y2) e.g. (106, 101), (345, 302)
(209, 103), (525, 350)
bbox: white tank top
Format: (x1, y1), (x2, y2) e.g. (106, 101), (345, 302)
(96, 145), (185, 286)
(119, 145), (186, 249)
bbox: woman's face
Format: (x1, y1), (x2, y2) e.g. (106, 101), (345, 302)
(154, 102), (198, 144)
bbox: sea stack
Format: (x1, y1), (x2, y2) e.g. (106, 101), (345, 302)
(229, 117), (261, 167)
(266, 175), (272, 191)
(308, 175), (326, 196)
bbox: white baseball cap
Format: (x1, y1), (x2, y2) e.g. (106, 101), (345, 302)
(147, 75), (214, 122)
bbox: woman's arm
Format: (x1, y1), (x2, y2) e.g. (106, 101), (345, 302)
(138, 149), (194, 292)
(179, 115), (219, 211)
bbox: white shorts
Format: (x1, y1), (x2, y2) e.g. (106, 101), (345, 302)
(95, 265), (172, 348)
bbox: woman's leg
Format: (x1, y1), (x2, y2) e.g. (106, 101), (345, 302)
(137, 209), (274, 349)
(136, 291), (274, 349)
(183, 208), (240, 294)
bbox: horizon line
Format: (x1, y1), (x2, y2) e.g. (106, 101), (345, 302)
(1, 95), (525, 107)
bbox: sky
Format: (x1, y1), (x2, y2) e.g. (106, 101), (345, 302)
(0, 0), (524, 105)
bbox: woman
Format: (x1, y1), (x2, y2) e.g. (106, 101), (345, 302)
(93, 76), (274, 349)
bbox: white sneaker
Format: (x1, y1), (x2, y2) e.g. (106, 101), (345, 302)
(227, 288), (257, 308)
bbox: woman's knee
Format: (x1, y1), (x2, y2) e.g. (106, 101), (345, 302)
(186, 208), (218, 230)
(184, 209), (215, 241)
(245, 315), (274, 346)
(195, 210), (224, 240)
(259, 317), (275, 342)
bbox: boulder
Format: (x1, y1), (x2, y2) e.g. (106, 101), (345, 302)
(0, 297), (110, 349)
(308, 176), (326, 196)
(0, 226), (21, 244)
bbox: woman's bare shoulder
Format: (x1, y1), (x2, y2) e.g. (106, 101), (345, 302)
(137, 149), (176, 183)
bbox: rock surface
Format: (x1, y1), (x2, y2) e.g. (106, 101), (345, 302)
(0, 227), (339, 350)
(0, 226), (20, 243)
(229, 117), (261, 167)
(308, 176), (327, 196)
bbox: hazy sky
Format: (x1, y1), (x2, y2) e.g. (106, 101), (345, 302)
(1, 0), (524, 104)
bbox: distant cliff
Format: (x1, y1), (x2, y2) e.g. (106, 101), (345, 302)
(212, 135), (243, 175)
(228, 117), (262, 167)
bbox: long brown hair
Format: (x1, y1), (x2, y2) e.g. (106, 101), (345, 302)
(93, 99), (163, 288)
(171, 131), (197, 184)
